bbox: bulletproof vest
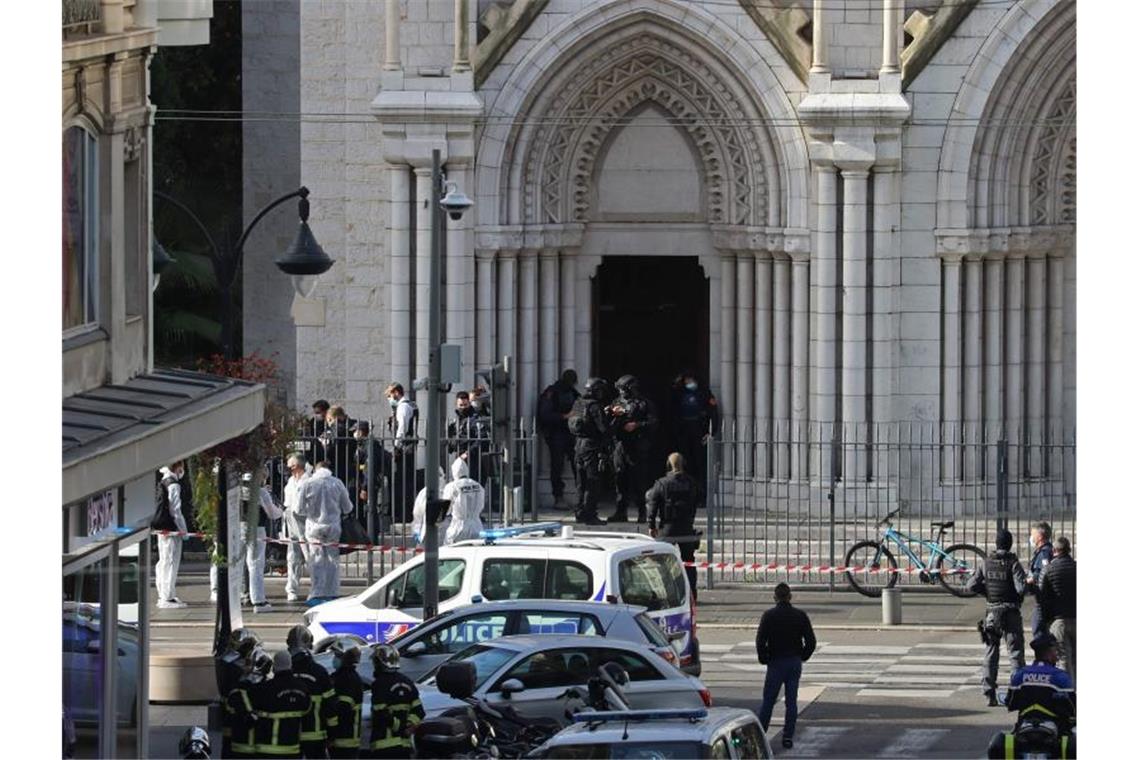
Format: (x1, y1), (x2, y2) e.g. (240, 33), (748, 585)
(660, 474), (698, 525)
(678, 390), (705, 423)
(614, 396), (650, 438)
(985, 552), (1021, 605)
(152, 475), (179, 531)
(568, 398), (602, 438)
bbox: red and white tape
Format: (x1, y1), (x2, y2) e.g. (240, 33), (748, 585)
(154, 530), (424, 554)
(680, 560), (969, 575)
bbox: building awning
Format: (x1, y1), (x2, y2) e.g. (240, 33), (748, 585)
(62, 368), (266, 504)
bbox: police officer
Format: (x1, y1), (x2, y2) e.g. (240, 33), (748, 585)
(385, 383), (418, 524)
(287, 625), (337, 759)
(567, 378), (615, 526)
(646, 452), (701, 600)
(447, 391), (491, 485)
(351, 421), (391, 540)
(1026, 521), (1054, 640)
(225, 648), (272, 759)
(987, 633), (1076, 759)
(367, 644), (424, 759)
(219, 629), (262, 757)
(327, 641), (364, 759)
(670, 372), (720, 508)
(252, 650), (313, 759)
(607, 375), (659, 524)
(537, 369), (581, 508)
(968, 528), (1027, 707)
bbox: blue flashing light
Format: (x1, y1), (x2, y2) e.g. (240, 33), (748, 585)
(479, 522), (564, 543)
(570, 709), (708, 724)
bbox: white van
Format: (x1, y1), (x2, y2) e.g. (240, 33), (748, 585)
(305, 523), (701, 674)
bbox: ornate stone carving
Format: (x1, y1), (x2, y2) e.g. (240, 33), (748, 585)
(1029, 76), (1075, 226)
(123, 126), (144, 162)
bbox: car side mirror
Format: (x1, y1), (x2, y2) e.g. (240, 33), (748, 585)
(405, 641), (427, 657)
(499, 678), (525, 697)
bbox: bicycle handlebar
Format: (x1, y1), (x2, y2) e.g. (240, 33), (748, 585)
(877, 509), (901, 527)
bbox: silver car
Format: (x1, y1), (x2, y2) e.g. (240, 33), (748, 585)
(527, 707), (773, 758)
(414, 635), (710, 725)
(314, 599), (679, 683)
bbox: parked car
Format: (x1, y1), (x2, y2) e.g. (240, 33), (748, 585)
(313, 598), (678, 683)
(527, 707), (773, 759)
(62, 603), (139, 727)
(306, 523), (701, 674)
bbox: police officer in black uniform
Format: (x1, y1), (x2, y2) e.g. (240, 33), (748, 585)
(537, 369), (581, 509)
(968, 528), (1027, 706)
(567, 378), (614, 526)
(327, 641), (364, 759)
(287, 625), (337, 759)
(367, 644), (424, 759)
(670, 372), (720, 507)
(447, 391), (491, 485)
(350, 421), (391, 540)
(252, 650), (313, 759)
(646, 452), (701, 600)
(607, 375), (659, 524)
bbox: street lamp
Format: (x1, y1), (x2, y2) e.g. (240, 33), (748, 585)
(151, 239), (176, 292)
(422, 150), (471, 621)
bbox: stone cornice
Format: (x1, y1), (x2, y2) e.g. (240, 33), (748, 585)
(474, 224), (586, 252)
(934, 225), (1075, 259)
(710, 225), (811, 255)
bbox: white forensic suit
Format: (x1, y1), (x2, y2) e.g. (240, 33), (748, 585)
(155, 467), (188, 608)
(297, 467), (354, 600)
(241, 485), (280, 609)
(442, 457), (485, 545)
(283, 465), (312, 601)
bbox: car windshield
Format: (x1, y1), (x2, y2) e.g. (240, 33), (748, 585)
(543, 742), (704, 759)
(418, 643), (516, 689)
(618, 554), (686, 611)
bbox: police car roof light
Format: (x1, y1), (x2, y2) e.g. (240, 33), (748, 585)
(479, 522), (564, 543)
(571, 709), (708, 724)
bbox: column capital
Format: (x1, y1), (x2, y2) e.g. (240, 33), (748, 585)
(498, 248), (519, 260)
(475, 248), (497, 261)
(837, 164), (872, 178)
(538, 249), (560, 260)
(752, 249), (773, 262)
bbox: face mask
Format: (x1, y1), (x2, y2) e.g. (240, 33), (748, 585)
(388, 397), (399, 409)
(685, 382), (698, 391)
(354, 433), (365, 441)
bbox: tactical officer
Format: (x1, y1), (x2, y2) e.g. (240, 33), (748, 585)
(670, 372), (720, 508)
(327, 641), (364, 759)
(607, 375), (659, 523)
(537, 370), (581, 508)
(968, 529), (1027, 706)
(252, 650), (313, 759)
(646, 452), (701, 600)
(567, 378), (615, 526)
(219, 629), (262, 757)
(987, 633), (1076, 759)
(287, 625), (337, 759)
(225, 648), (272, 759)
(351, 421), (391, 540)
(367, 644), (424, 759)
(447, 391), (491, 485)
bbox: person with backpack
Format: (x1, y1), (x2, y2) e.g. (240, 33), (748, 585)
(153, 461), (189, 609)
(537, 370), (580, 509)
(386, 383), (418, 524)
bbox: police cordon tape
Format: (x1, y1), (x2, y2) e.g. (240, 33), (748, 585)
(153, 530), (969, 574)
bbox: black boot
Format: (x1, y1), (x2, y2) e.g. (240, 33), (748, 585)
(985, 690), (999, 707)
(608, 512), (629, 523)
(636, 508), (647, 524)
(577, 513), (607, 526)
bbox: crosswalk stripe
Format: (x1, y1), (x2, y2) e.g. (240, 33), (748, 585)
(782, 727), (851, 757)
(872, 675), (972, 685)
(911, 643), (986, 650)
(879, 728), (951, 756)
(856, 688), (956, 698)
(885, 664), (980, 674)
(816, 645), (910, 655)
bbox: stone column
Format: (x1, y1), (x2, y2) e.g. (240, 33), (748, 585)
(963, 256), (983, 478)
(453, 0), (472, 73)
(497, 249), (517, 370)
(811, 0), (829, 73)
(539, 250), (559, 390)
(813, 167), (839, 479)
(445, 164), (472, 383)
(519, 249), (539, 421)
(791, 253), (810, 480)
(475, 249), (496, 368)
(754, 251), (772, 479)
(880, 0), (901, 75)
(841, 168), (870, 482)
(1026, 253), (1047, 474)
(1005, 254), (1025, 466)
(984, 257), (1004, 439)
(384, 0), (401, 71)
(575, 258), (594, 380)
(773, 254), (792, 480)
(389, 166), (413, 387)
(1047, 250), (1065, 474)
(941, 254), (963, 481)
(414, 167), (433, 394)
(871, 169), (898, 438)
(736, 253), (755, 437)
(719, 253), (737, 425)
(560, 251), (577, 374)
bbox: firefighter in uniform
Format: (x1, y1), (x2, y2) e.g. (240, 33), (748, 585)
(287, 625), (337, 759)
(225, 648), (272, 759)
(607, 375), (659, 523)
(987, 633), (1076, 759)
(968, 529), (1028, 706)
(367, 644), (423, 759)
(252, 650), (313, 759)
(567, 378), (615, 526)
(327, 641), (364, 759)
(646, 452), (701, 601)
(219, 629), (262, 757)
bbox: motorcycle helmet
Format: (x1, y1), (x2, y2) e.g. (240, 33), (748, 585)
(178, 726), (211, 760)
(286, 624), (314, 653)
(372, 643), (400, 672)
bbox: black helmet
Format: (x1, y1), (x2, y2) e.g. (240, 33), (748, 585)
(229, 628), (262, 659)
(286, 624), (314, 653)
(372, 643), (400, 672)
(250, 648), (274, 679)
(330, 639), (362, 670)
(615, 374), (639, 396)
(995, 529), (1013, 551)
(178, 726), (211, 760)
(561, 369), (578, 387)
(583, 377), (609, 400)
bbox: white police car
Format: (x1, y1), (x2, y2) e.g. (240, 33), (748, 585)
(305, 523), (701, 674)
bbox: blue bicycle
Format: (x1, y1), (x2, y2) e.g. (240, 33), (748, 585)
(844, 509), (986, 598)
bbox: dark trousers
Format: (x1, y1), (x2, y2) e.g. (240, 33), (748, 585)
(758, 656), (803, 739)
(302, 739), (329, 758)
(328, 748), (359, 759)
(983, 606), (1026, 693)
(546, 435), (572, 500)
(1029, 605), (1050, 640)
(612, 443), (650, 520)
(392, 449), (415, 523)
(574, 445), (604, 520)
(662, 523), (699, 602)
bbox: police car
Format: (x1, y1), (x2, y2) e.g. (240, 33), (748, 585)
(305, 523), (701, 675)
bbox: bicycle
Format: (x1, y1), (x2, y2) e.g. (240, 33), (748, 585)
(844, 509), (987, 598)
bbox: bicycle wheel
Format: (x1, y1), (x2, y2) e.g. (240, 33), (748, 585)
(937, 543), (987, 597)
(844, 541), (898, 598)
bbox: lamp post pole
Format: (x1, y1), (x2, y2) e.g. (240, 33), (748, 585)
(423, 150), (444, 621)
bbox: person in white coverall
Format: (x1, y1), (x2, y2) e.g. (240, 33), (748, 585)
(283, 454), (313, 601)
(442, 456), (485, 544)
(297, 461), (354, 600)
(155, 462), (189, 609)
(241, 469), (280, 612)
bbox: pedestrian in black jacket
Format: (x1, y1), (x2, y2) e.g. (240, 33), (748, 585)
(1040, 536), (1076, 684)
(755, 583), (816, 749)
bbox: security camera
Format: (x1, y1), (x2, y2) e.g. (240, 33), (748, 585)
(440, 184), (473, 221)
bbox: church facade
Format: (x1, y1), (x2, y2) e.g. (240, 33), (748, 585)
(242, 0), (1076, 494)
